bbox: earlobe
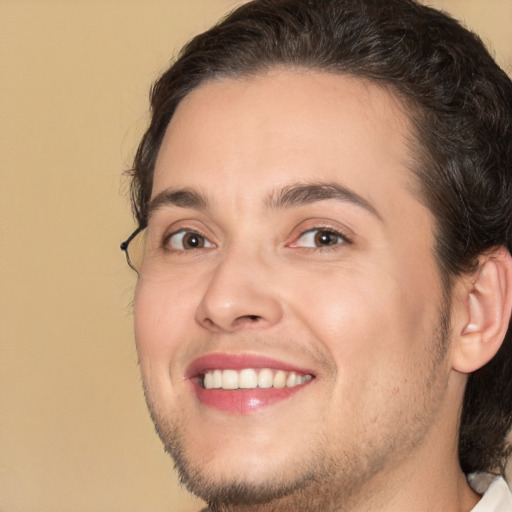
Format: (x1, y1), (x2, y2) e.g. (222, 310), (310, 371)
(451, 247), (512, 374)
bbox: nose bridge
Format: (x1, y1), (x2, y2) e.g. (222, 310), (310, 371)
(195, 240), (283, 332)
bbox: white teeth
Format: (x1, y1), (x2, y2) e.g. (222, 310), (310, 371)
(239, 368), (258, 389)
(201, 368), (313, 390)
(297, 374), (313, 385)
(257, 368), (273, 388)
(222, 369), (239, 390)
(286, 372), (297, 387)
(212, 369), (222, 388)
(273, 370), (286, 389)
(204, 372), (213, 389)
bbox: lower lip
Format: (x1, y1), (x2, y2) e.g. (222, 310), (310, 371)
(192, 381), (309, 414)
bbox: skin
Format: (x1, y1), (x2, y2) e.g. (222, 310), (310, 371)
(134, 70), (480, 511)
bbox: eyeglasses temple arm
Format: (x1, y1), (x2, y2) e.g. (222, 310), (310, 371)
(120, 226), (144, 252)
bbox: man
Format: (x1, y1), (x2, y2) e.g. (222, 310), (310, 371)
(121, 0), (512, 510)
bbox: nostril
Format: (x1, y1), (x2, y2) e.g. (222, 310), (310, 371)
(233, 314), (262, 326)
(199, 314), (262, 331)
(202, 318), (216, 329)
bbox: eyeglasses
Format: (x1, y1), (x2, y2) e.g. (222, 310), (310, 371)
(120, 226), (146, 274)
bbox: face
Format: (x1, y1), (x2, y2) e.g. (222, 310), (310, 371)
(134, 70), (455, 508)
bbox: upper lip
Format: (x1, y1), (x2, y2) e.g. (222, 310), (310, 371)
(185, 352), (315, 380)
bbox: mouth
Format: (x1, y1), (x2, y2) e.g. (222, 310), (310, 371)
(201, 368), (313, 390)
(186, 353), (316, 414)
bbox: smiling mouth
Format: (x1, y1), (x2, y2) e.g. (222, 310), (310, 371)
(200, 368), (314, 390)
(188, 353), (316, 413)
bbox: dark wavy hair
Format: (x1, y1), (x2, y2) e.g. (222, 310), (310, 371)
(129, 0), (512, 474)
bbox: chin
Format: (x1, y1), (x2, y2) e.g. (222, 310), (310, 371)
(148, 402), (335, 507)
(169, 436), (327, 507)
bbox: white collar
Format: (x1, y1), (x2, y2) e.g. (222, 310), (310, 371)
(469, 473), (512, 512)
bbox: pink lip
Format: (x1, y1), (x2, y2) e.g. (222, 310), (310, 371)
(186, 353), (312, 378)
(186, 353), (315, 415)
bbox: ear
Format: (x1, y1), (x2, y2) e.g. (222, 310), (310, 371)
(451, 247), (512, 374)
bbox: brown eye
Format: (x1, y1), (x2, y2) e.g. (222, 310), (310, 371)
(292, 228), (346, 248)
(313, 230), (340, 246)
(167, 230), (213, 250)
(182, 232), (204, 249)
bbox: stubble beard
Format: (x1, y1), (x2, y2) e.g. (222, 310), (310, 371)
(146, 405), (377, 512)
(142, 305), (452, 512)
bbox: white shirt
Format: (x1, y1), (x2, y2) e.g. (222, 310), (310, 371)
(469, 473), (512, 512)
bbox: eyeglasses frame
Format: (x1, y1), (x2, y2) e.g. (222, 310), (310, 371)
(120, 225), (145, 273)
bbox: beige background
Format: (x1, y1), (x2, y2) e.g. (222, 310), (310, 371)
(1, 1), (511, 511)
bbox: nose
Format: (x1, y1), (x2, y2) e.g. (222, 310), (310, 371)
(195, 249), (283, 333)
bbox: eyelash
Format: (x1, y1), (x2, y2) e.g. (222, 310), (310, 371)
(289, 226), (352, 251)
(161, 225), (352, 254)
(162, 228), (214, 253)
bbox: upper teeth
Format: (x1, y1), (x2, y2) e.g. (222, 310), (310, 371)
(202, 368), (313, 390)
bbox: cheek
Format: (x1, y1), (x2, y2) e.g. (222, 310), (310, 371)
(292, 270), (443, 436)
(288, 268), (398, 352)
(134, 279), (197, 375)
(286, 263), (440, 386)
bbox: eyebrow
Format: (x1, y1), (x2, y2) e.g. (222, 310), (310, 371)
(147, 187), (209, 219)
(147, 181), (381, 221)
(267, 182), (382, 220)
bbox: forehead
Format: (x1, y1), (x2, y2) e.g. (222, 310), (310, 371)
(152, 69), (418, 210)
